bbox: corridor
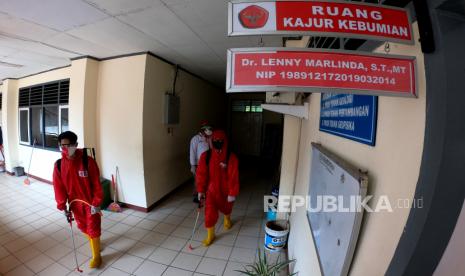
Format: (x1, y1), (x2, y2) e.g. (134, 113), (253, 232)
(0, 171), (285, 276)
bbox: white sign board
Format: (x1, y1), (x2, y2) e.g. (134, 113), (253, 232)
(307, 143), (368, 276)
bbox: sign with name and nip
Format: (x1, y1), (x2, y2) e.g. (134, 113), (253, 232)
(320, 93), (378, 146)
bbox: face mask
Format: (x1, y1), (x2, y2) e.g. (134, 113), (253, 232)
(68, 146), (77, 157)
(212, 140), (224, 150)
(62, 146), (77, 157)
(204, 129), (212, 136)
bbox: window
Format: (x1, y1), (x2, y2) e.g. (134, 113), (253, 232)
(18, 79), (69, 150)
(44, 106), (58, 148)
(59, 106), (69, 133)
(232, 100), (263, 113)
(30, 107), (43, 146)
(19, 108), (30, 144)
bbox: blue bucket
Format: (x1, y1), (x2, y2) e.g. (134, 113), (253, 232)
(264, 220), (289, 252)
(266, 208), (277, 221)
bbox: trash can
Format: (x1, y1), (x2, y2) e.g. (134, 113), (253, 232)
(100, 178), (112, 209)
(13, 166), (25, 176)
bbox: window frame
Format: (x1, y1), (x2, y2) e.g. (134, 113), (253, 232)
(18, 79), (69, 150)
(59, 105), (69, 134)
(18, 107), (30, 145)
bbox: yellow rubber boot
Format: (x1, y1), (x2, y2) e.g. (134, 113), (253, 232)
(224, 215), (232, 230)
(202, 227), (215, 247)
(89, 237), (102, 268)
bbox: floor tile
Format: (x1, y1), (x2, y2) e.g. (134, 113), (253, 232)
(44, 242), (73, 261)
(107, 223), (132, 235)
(196, 257), (227, 276)
(153, 222), (178, 235)
(4, 264), (34, 276)
(136, 219), (160, 230)
(121, 215), (144, 226)
(13, 245), (42, 262)
(100, 246), (125, 268)
(25, 254), (55, 273)
(238, 225), (261, 237)
(171, 252), (202, 271)
(146, 212), (168, 221)
(100, 267), (131, 276)
(234, 235), (259, 249)
(111, 253), (144, 273)
(141, 231), (168, 246)
(33, 236), (59, 252)
(77, 241), (92, 257)
(0, 255), (21, 274)
(223, 261), (247, 276)
(172, 207), (192, 217)
(160, 236), (188, 251)
(22, 230), (46, 244)
(128, 242), (157, 259)
(148, 247), (179, 265)
(164, 214), (186, 225)
(0, 232), (19, 246)
(0, 245), (10, 259)
(51, 228), (71, 243)
(37, 262), (70, 276)
(215, 234), (237, 246)
(205, 244), (233, 260)
(229, 247), (256, 264)
(134, 259), (167, 276)
(109, 236), (138, 251)
(123, 226), (150, 240)
(181, 240), (208, 256)
(58, 251), (90, 271)
(162, 266), (194, 276)
(172, 225), (194, 239)
(106, 212), (130, 223)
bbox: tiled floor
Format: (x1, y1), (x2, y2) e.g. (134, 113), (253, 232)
(0, 170), (288, 276)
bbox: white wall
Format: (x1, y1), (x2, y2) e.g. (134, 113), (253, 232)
(1, 79), (20, 172)
(284, 23), (427, 275)
(96, 55), (147, 207)
(143, 54), (226, 207)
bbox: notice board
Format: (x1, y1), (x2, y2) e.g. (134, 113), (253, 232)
(320, 93), (378, 146)
(307, 143), (368, 276)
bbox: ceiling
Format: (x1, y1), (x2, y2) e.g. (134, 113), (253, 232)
(0, 0), (283, 87)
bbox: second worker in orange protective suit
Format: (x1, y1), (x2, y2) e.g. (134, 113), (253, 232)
(196, 130), (240, 246)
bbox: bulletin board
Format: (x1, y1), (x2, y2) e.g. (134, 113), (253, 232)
(307, 143), (368, 276)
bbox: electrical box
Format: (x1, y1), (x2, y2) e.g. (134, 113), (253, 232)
(163, 93), (180, 125)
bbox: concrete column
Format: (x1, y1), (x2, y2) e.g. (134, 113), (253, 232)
(277, 114), (301, 220)
(1, 79), (19, 172)
(69, 58), (99, 149)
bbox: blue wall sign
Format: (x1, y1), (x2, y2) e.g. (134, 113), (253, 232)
(320, 93), (378, 146)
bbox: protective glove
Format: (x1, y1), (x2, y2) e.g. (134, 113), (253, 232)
(227, 196), (236, 202)
(91, 206), (101, 215)
(190, 165), (197, 175)
(64, 209), (72, 223)
(198, 192), (205, 201)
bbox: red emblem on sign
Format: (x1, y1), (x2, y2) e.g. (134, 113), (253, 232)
(238, 5), (269, 29)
